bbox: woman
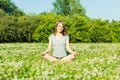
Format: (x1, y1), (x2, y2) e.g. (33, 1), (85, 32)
(41, 20), (76, 62)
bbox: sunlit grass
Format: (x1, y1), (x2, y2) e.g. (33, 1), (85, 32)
(0, 43), (120, 80)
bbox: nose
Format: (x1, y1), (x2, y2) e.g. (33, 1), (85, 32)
(59, 27), (63, 30)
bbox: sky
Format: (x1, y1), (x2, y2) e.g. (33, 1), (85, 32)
(11, 0), (120, 21)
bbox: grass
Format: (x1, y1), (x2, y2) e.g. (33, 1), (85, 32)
(0, 43), (120, 80)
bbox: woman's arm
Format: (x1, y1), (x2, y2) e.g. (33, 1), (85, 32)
(41, 40), (52, 56)
(44, 40), (52, 53)
(66, 40), (76, 55)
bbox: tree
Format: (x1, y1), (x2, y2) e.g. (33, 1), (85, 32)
(52, 0), (85, 16)
(0, 9), (6, 17)
(0, 0), (24, 16)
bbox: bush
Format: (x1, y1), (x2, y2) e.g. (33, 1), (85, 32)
(0, 11), (120, 43)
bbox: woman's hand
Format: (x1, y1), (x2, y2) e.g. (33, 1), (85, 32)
(71, 51), (77, 56)
(40, 51), (47, 56)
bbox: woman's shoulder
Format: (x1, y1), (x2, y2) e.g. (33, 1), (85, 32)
(65, 34), (69, 37)
(49, 34), (54, 39)
(64, 34), (69, 40)
(49, 34), (54, 37)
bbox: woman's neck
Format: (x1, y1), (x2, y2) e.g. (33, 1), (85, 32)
(56, 32), (63, 37)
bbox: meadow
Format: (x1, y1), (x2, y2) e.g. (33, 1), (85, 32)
(0, 43), (120, 80)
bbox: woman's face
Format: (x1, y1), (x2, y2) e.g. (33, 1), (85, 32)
(57, 23), (64, 33)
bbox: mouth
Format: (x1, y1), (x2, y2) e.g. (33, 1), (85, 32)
(58, 29), (63, 32)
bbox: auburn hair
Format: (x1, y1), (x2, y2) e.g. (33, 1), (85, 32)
(54, 20), (67, 36)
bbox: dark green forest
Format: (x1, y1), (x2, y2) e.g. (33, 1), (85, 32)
(0, 0), (120, 43)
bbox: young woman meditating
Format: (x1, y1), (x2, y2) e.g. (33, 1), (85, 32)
(41, 20), (77, 62)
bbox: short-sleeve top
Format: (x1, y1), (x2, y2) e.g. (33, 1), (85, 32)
(49, 34), (69, 58)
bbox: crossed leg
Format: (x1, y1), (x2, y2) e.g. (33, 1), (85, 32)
(41, 52), (76, 62)
(43, 54), (57, 62)
(60, 54), (76, 62)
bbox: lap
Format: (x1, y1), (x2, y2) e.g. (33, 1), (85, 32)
(43, 53), (76, 62)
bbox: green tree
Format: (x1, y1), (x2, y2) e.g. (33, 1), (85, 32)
(52, 0), (85, 16)
(0, 9), (6, 17)
(0, 0), (24, 16)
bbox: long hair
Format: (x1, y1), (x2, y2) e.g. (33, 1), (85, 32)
(54, 20), (67, 36)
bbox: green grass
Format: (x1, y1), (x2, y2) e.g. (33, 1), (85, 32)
(0, 43), (120, 80)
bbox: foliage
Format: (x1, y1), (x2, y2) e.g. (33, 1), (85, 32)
(109, 21), (120, 42)
(0, 0), (24, 16)
(32, 13), (120, 43)
(0, 43), (120, 79)
(0, 11), (120, 43)
(0, 9), (6, 17)
(52, 0), (85, 16)
(90, 19), (114, 43)
(0, 14), (39, 42)
(1, 0), (120, 43)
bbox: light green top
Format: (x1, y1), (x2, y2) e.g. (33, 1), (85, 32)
(49, 34), (69, 58)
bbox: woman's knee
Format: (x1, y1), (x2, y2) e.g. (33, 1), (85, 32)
(72, 52), (77, 56)
(43, 54), (50, 58)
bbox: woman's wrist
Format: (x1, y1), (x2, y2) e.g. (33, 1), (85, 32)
(72, 51), (77, 56)
(67, 49), (73, 54)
